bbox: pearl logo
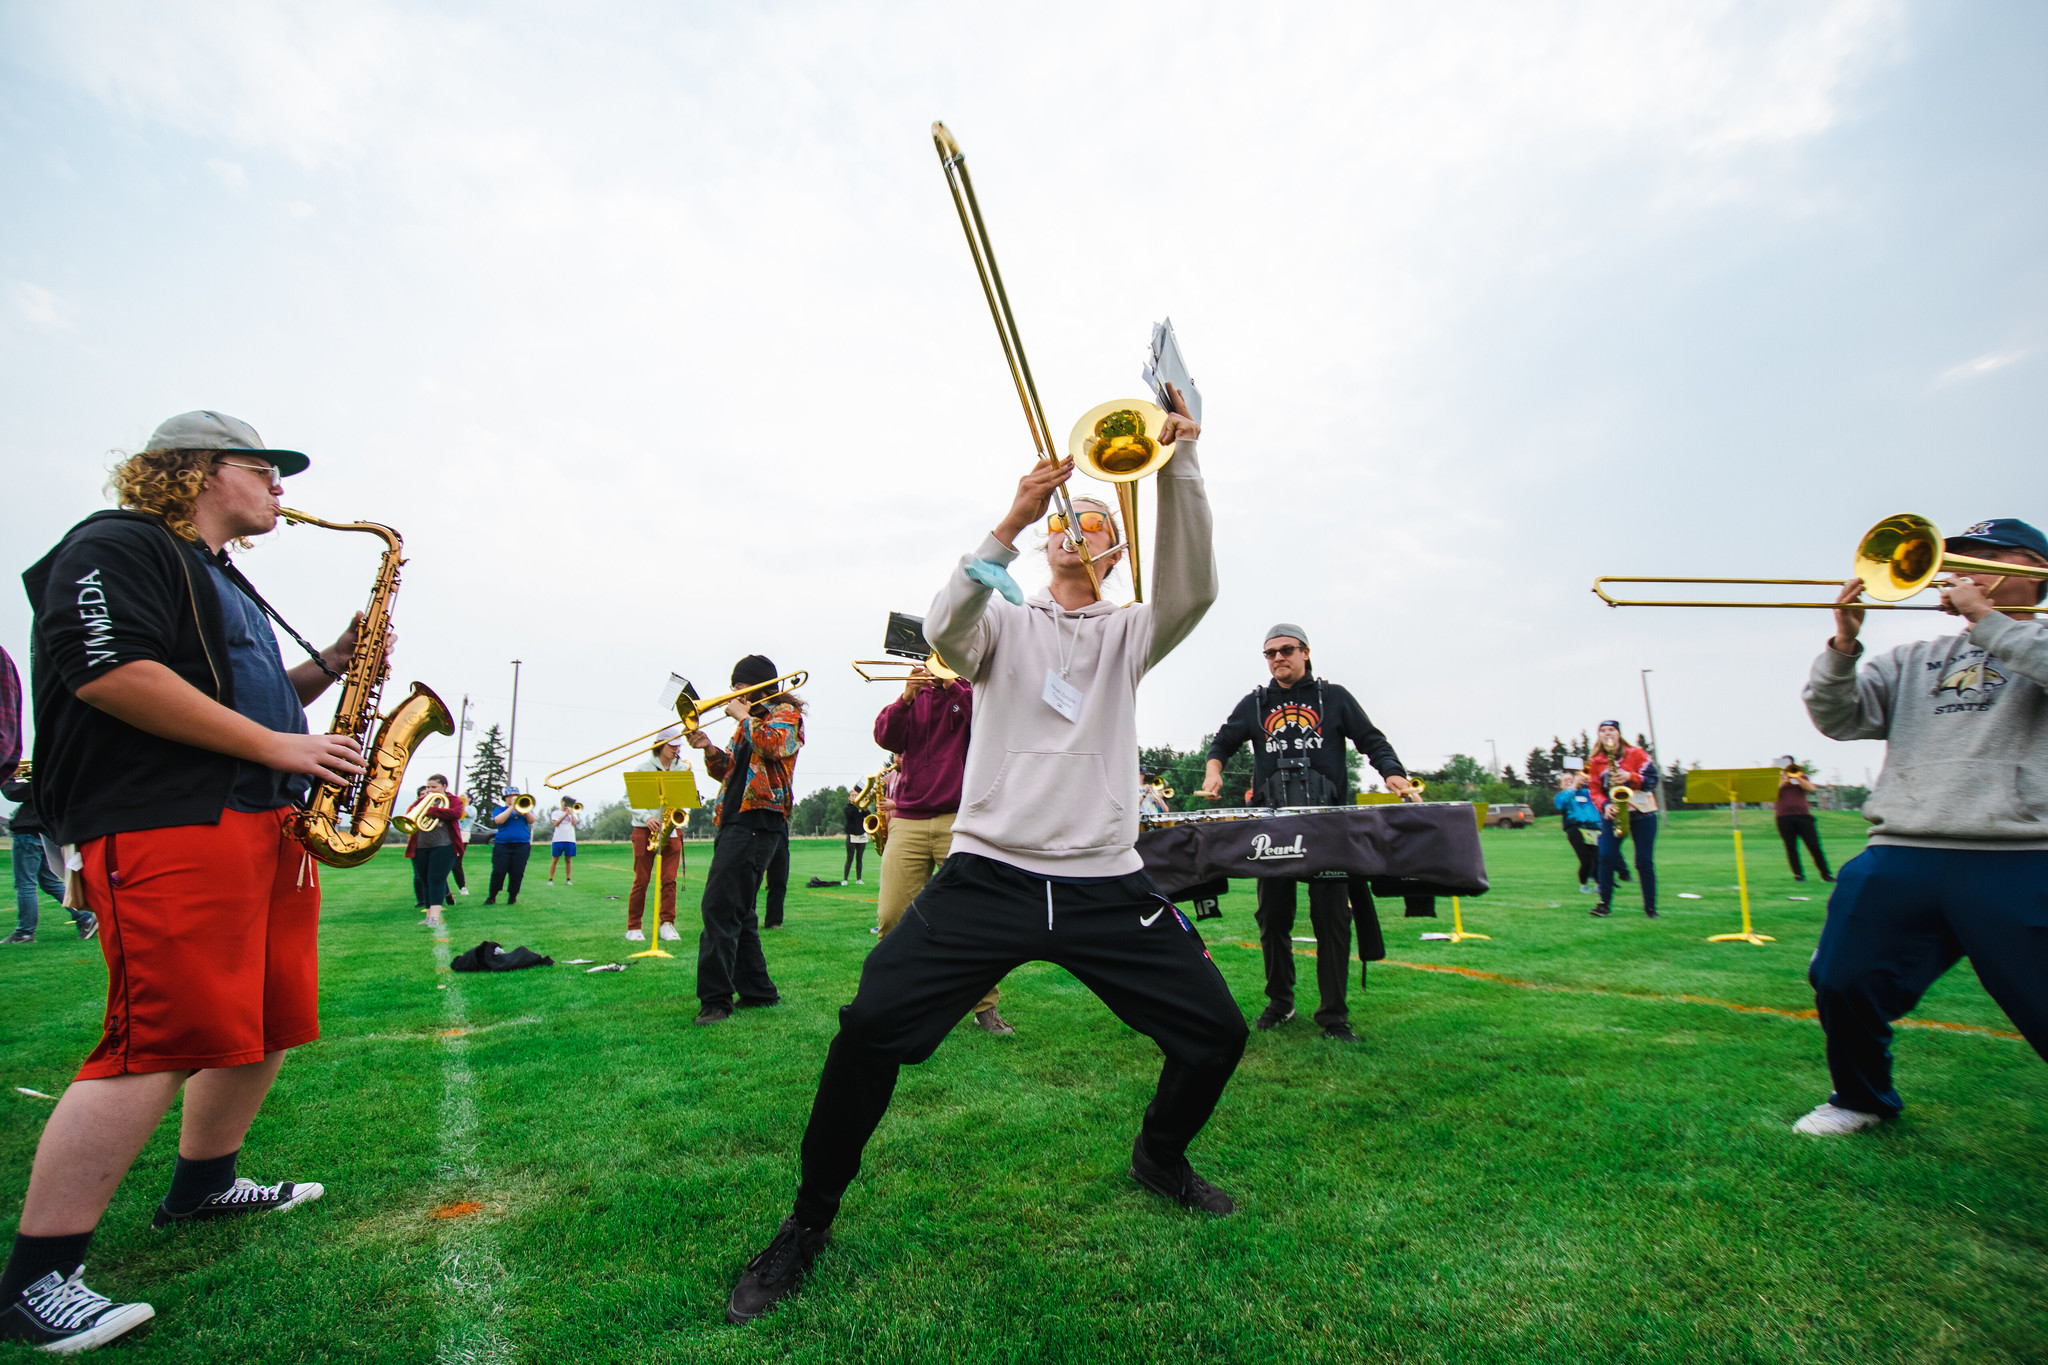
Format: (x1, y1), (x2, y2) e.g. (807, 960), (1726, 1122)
(1247, 832), (1306, 861)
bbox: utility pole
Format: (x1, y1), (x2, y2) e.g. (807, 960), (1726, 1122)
(452, 694), (473, 795)
(1485, 738), (1499, 778)
(507, 661), (523, 792)
(1640, 669), (1661, 769)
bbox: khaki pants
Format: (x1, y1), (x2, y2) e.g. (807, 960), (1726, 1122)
(876, 813), (997, 1014)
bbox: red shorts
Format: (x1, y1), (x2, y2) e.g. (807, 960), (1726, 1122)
(76, 807), (322, 1079)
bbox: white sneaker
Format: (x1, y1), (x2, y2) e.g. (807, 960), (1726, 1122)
(625, 929), (646, 942)
(1792, 1102), (1885, 1136)
(459, 887), (470, 896)
(658, 923), (681, 942)
(1578, 884), (1593, 894)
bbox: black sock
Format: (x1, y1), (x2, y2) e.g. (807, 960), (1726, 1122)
(0, 1231), (95, 1302)
(163, 1149), (239, 1214)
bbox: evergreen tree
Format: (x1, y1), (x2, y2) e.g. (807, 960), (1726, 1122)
(465, 724), (508, 822)
(791, 785), (852, 836)
(1571, 730), (1591, 758)
(1525, 745), (1557, 792)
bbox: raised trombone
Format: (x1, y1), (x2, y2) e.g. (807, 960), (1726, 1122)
(543, 671), (808, 791)
(851, 651), (959, 684)
(931, 122), (1181, 604)
(1593, 513), (2048, 610)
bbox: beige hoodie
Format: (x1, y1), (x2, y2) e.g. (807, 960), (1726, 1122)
(926, 440), (1215, 876)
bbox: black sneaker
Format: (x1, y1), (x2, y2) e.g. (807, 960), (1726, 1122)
(1320, 1024), (1358, 1041)
(735, 995), (783, 1010)
(1617, 867), (1633, 883)
(1793, 873), (1806, 883)
(2, 930), (31, 945)
(1644, 908), (1661, 920)
(694, 1005), (733, 1027)
(1590, 903), (1612, 918)
(0, 1265), (155, 1353)
(1253, 1004), (1295, 1031)
(76, 912), (98, 941)
(726, 1217), (828, 1324)
(1129, 1137), (1236, 1216)
(153, 1177), (325, 1228)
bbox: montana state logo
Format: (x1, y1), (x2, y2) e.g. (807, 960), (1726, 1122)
(1934, 661), (2006, 699)
(1263, 702), (1321, 736)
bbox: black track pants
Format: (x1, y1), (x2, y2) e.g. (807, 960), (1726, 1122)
(488, 843), (530, 901)
(1256, 877), (1355, 1027)
(1777, 813), (1831, 879)
(792, 853), (1248, 1229)
(764, 831), (790, 928)
(1563, 824), (1598, 884)
(696, 822), (782, 1008)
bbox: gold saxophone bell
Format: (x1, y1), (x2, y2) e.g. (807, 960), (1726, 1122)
(277, 508), (451, 867)
(1610, 784), (1633, 838)
(1593, 512), (2048, 610)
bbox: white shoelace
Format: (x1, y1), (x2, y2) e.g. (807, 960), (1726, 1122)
(25, 1267), (113, 1332)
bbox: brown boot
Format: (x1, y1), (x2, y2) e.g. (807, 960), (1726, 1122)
(974, 1007), (1015, 1035)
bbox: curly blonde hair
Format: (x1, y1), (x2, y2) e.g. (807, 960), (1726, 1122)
(107, 448), (217, 543)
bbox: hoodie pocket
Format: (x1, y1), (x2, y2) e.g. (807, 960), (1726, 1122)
(962, 750), (1126, 852)
(1868, 759), (2046, 834)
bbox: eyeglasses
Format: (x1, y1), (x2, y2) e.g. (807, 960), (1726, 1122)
(214, 458), (282, 485)
(1262, 644), (1302, 660)
(1047, 510), (1112, 536)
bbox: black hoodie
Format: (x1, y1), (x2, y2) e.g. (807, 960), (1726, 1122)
(21, 510), (244, 844)
(1206, 668), (1408, 806)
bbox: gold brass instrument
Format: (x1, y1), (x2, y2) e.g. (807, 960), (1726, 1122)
(852, 758), (898, 850)
(391, 791), (450, 836)
(1593, 513), (2048, 610)
(932, 122), (1180, 604)
(278, 508), (451, 867)
(543, 671), (808, 791)
(7, 760), (27, 782)
(506, 793), (537, 816)
(1609, 784), (1633, 839)
(851, 651), (960, 684)
(561, 797), (584, 812)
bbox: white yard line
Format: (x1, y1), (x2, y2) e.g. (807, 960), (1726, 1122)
(431, 933), (517, 1365)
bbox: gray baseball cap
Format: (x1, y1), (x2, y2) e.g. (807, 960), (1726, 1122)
(146, 411), (309, 477)
(1264, 623), (1309, 648)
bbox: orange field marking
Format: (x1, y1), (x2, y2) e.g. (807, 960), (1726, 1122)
(1224, 941), (2023, 1042)
(429, 1201), (485, 1219)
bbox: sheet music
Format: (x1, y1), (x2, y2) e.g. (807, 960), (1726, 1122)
(1142, 318), (1201, 424)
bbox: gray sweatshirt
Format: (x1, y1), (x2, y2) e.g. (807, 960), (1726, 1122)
(1803, 612), (2048, 849)
(926, 440), (1215, 877)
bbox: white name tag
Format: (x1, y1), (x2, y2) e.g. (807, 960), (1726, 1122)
(1042, 668), (1084, 723)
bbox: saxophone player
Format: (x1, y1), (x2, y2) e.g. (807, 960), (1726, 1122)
(3, 413), (367, 1353)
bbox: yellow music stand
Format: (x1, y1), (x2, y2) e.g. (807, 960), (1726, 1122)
(1685, 767), (1783, 945)
(622, 768), (702, 959)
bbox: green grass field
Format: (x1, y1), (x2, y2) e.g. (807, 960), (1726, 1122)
(3, 810), (2044, 1363)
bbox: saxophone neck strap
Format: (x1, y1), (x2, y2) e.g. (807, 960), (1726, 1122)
(216, 557), (346, 683)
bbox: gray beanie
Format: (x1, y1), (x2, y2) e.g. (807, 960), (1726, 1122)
(1264, 623), (1309, 649)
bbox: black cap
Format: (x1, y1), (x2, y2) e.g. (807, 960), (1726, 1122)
(1945, 518), (2048, 564)
(731, 654), (779, 690)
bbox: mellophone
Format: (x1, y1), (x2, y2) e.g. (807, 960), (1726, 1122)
(1135, 802), (1491, 902)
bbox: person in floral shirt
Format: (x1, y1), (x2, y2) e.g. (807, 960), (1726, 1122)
(686, 654), (804, 1024)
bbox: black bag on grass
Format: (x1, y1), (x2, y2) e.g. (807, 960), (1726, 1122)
(450, 939), (555, 972)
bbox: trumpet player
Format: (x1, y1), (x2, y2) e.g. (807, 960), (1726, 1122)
(688, 656), (804, 1023)
(1794, 517), (2048, 1138)
(4, 413), (364, 1353)
(546, 797), (582, 887)
(1586, 721), (1659, 919)
(1772, 756), (1832, 883)
(410, 775), (461, 927)
(625, 728), (689, 943)
(484, 786), (537, 905)
(870, 662), (1010, 1033)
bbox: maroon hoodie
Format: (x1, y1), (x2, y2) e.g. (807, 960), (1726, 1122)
(873, 680), (973, 820)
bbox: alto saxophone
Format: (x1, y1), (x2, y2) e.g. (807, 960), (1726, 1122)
(280, 508), (452, 867)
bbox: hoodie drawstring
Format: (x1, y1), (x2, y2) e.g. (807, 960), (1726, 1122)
(1045, 880), (1053, 931)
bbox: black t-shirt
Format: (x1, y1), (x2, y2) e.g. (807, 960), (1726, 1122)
(1206, 670), (1406, 806)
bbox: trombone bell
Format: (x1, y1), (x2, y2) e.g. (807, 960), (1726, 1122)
(1068, 399), (1175, 604)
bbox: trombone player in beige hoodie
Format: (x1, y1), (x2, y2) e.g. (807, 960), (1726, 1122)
(727, 387), (1244, 1324)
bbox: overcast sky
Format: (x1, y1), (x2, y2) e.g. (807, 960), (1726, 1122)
(3, 0), (2042, 803)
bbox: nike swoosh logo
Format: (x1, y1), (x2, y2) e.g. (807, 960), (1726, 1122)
(1140, 908), (1165, 927)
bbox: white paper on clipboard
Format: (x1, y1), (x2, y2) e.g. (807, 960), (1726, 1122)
(1142, 318), (1201, 424)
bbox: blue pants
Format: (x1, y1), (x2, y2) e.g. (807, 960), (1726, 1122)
(12, 833), (75, 935)
(1596, 813), (1658, 911)
(1809, 845), (2048, 1117)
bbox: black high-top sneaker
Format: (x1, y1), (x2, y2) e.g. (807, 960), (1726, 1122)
(1129, 1136), (1237, 1215)
(0, 1265), (154, 1353)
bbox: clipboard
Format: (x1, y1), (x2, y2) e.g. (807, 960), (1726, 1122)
(1143, 318), (1202, 424)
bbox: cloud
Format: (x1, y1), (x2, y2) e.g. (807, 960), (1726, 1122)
(1936, 350), (2027, 385)
(10, 283), (73, 329)
(205, 157), (249, 192)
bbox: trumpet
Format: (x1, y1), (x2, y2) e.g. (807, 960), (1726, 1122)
(391, 790), (451, 835)
(852, 651), (960, 684)
(561, 797), (584, 812)
(1594, 513), (2048, 610)
(543, 670), (808, 791)
(931, 122), (1178, 604)
(504, 793), (536, 815)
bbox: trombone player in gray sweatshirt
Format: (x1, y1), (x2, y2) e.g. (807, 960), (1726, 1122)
(1795, 517), (2048, 1137)
(727, 387), (1243, 1324)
